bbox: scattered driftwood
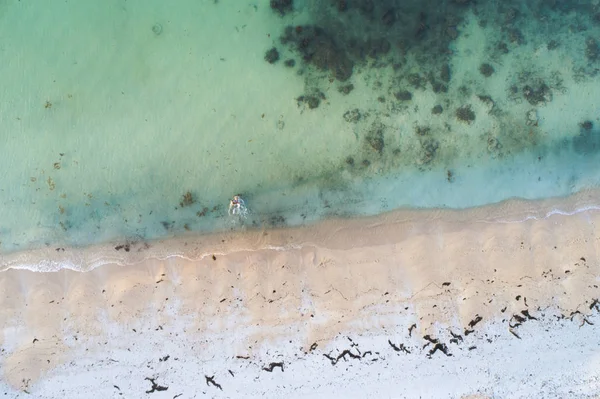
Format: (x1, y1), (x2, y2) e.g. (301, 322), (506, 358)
(145, 377), (168, 394)
(423, 335), (438, 346)
(468, 315), (482, 328)
(205, 375), (222, 390)
(324, 350), (361, 365)
(388, 340), (410, 354)
(510, 314), (526, 328)
(509, 329), (521, 339)
(428, 343), (451, 358)
(262, 362), (284, 372)
(521, 310), (537, 320)
(408, 324), (417, 337)
(581, 317), (594, 327)
(449, 330), (463, 344)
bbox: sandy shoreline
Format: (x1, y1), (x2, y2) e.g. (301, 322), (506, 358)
(1, 192), (600, 397)
(2, 188), (600, 272)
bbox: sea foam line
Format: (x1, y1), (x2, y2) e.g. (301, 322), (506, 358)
(488, 204), (600, 224)
(0, 242), (310, 274)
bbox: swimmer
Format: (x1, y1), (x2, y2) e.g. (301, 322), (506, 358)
(228, 195), (246, 216)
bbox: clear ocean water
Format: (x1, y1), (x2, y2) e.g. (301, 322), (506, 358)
(1, 0), (599, 256)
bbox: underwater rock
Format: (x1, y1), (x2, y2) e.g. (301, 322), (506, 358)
(507, 28), (524, 45)
(179, 191), (195, 208)
(268, 215), (286, 227)
(343, 109), (362, 123)
(338, 84), (354, 95)
(265, 47), (280, 64)
(415, 11), (429, 40)
(497, 42), (509, 54)
(585, 37), (599, 61)
(366, 135), (384, 154)
(414, 125), (431, 136)
(487, 136), (501, 154)
(281, 25), (354, 81)
(446, 26), (459, 40)
(504, 7), (518, 23)
(358, 0), (375, 17)
(394, 90), (412, 101)
(526, 109), (539, 126)
(455, 105), (476, 123)
(152, 23), (163, 36)
(296, 94), (322, 109)
(572, 129), (600, 155)
(270, 0), (293, 16)
(479, 63), (494, 77)
(365, 38), (391, 58)
(365, 125), (385, 154)
(440, 64), (451, 82)
(547, 40), (559, 50)
(477, 95), (495, 112)
(419, 138), (439, 165)
(332, 0), (349, 12)
(284, 59), (296, 67)
(432, 105), (443, 114)
(579, 120), (593, 131)
(407, 73), (426, 89)
(523, 83), (552, 106)
(345, 156), (355, 166)
(381, 8), (398, 27)
(431, 81), (448, 93)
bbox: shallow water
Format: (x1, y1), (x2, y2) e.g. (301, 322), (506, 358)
(1, 0), (600, 257)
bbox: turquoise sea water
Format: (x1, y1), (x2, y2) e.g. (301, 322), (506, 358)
(1, 0), (600, 256)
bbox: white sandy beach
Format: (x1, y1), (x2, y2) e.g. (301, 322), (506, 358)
(1, 192), (600, 398)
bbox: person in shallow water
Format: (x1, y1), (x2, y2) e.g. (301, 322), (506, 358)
(228, 195), (247, 216)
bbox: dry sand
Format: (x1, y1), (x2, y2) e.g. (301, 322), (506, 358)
(1, 191), (600, 398)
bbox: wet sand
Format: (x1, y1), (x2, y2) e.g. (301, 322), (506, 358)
(1, 191), (600, 398)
